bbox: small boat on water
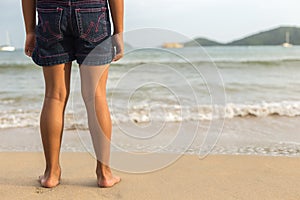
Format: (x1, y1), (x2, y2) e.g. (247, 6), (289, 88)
(0, 32), (15, 52)
(162, 42), (184, 49)
(0, 45), (15, 52)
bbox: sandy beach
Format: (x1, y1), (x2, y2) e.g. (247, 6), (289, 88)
(1, 152), (300, 200)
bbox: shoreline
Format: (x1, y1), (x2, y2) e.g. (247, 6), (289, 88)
(1, 152), (300, 199)
(1, 116), (300, 157)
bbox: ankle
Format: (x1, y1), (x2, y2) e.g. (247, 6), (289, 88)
(96, 164), (112, 178)
(45, 164), (61, 175)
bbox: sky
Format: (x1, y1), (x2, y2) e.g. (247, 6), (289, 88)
(1, 0), (300, 48)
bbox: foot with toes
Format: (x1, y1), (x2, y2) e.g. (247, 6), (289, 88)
(97, 164), (121, 188)
(38, 168), (61, 188)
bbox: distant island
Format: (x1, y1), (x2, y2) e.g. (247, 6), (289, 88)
(184, 26), (300, 46)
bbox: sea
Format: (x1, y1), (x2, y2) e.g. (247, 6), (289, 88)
(1, 46), (300, 158)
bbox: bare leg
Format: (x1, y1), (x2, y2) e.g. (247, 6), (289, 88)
(39, 63), (72, 188)
(80, 64), (120, 188)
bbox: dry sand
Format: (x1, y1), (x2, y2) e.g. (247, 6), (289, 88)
(1, 152), (300, 200)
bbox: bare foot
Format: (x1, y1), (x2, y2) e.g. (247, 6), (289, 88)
(38, 168), (61, 188)
(96, 165), (121, 188)
(97, 175), (121, 188)
(98, 176), (121, 188)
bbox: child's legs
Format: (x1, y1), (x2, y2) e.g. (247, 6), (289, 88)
(40, 62), (72, 172)
(80, 64), (112, 166)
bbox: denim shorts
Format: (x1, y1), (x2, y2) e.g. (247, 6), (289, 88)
(32, 0), (114, 66)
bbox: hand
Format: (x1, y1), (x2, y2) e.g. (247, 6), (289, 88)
(112, 33), (124, 62)
(24, 32), (36, 57)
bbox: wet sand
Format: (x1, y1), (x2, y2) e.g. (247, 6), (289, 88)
(1, 117), (300, 156)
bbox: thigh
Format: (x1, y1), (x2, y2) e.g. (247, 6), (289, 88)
(79, 64), (109, 98)
(43, 62), (72, 100)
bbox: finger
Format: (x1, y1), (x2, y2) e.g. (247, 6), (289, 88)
(25, 49), (33, 57)
(25, 50), (31, 57)
(112, 53), (123, 62)
(25, 50), (30, 57)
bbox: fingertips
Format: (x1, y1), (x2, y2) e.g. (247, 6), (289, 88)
(25, 49), (33, 57)
(112, 53), (123, 62)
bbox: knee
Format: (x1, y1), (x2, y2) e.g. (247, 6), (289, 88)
(45, 87), (69, 103)
(81, 87), (106, 104)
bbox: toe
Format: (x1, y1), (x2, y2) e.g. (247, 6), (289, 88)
(98, 176), (121, 188)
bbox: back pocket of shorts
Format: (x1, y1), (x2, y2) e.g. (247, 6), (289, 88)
(36, 7), (63, 42)
(75, 7), (109, 43)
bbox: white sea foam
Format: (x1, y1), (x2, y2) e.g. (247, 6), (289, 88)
(112, 101), (300, 124)
(1, 101), (300, 128)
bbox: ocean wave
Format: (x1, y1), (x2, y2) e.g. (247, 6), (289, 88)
(1, 58), (300, 70)
(0, 109), (40, 129)
(224, 102), (300, 118)
(0, 63), (36, 70)
(111, 58), (300, 68)
(215, 59), (300, 68)
(1, 101), (300, 129)
(112, 101), (300, 123)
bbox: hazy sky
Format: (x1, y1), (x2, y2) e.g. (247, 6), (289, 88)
(1, 0), (300, 48)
